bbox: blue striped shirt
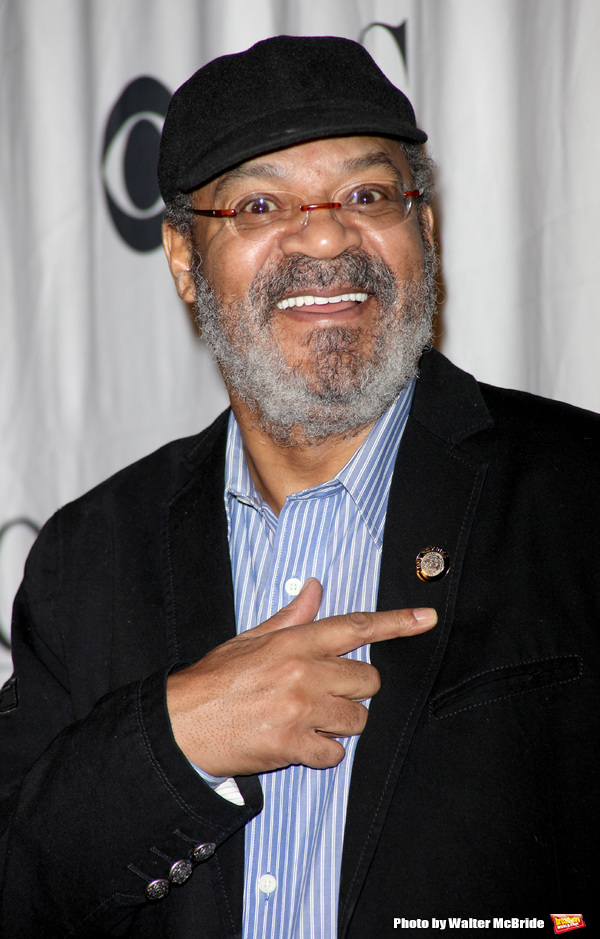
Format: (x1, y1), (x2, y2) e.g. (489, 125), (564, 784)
(222, 382), (414, 939)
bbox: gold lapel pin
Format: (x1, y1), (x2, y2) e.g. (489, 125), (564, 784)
(415, 546), (451, 582)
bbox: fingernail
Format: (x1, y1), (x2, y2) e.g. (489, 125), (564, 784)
(299, 577), (319, 593)
(412, 608), (437, 627)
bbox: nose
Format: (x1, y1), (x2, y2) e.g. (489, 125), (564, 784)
(279, 204), (363, 259)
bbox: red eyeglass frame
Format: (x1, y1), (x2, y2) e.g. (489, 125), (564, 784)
(188, 192), (421, 219)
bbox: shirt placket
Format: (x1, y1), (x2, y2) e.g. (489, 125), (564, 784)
(246, 486), (341, 938)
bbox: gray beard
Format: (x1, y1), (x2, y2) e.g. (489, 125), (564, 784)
(192, 245), (437, 446)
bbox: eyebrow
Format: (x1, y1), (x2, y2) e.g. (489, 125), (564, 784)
(339, 151), (406, 184)
(211, 148), (406, 201)
(212, 162), (289, 200)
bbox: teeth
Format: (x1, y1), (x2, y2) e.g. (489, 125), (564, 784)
(276, 292), (368, 310)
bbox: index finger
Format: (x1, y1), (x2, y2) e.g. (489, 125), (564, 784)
(309, 607), (437, 657)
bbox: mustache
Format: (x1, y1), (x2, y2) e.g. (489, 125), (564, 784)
(246, 250), (398, 313)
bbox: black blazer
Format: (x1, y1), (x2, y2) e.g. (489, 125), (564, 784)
(1, 350), (599, 937)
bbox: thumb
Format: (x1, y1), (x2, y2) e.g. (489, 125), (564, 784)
(250, 577), (323, 637)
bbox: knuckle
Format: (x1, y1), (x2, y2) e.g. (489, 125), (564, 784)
(346, 610), (374, 638)
(278, 656), (309, 689)
(280, 695), (307, 729)
(309, 737), (344, 769)
(394, 608), (414, 629)
(353, 701), (369, 733)
(326, 699), (369, 736)
(347, 611), (370, 628)
(366, 663), (381, 695)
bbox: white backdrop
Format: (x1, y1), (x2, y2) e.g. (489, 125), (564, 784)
(1, 0), (599, 681)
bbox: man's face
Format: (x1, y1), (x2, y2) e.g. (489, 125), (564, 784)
(170, 136), (436, 444)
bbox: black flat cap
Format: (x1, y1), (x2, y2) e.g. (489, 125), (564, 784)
(158, 35), (427, 203)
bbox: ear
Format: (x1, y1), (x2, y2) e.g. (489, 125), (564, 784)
(422, 205), (435, 250)
(162, 222), (196, 303)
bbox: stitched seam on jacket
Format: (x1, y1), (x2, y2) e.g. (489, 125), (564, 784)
(340, 450), (484, 922)
(134, 680), (231, 833)
(214, 853), (238, 937)
(429, 654), (583, 721)
(65, 892), (127, 936)
(163, 501), (179, 660)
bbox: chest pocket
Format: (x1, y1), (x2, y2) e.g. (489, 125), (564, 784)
(429, 654), (582, 720)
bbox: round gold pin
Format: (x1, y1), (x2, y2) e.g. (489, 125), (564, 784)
(415, 546), (450, 582)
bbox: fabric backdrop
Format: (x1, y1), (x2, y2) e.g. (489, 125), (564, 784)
(1, 0), (599, 680)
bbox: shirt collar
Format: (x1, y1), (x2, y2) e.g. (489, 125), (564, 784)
(225, 379), (415, 547)
(335, 379), (415, 545)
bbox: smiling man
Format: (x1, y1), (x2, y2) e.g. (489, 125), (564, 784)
(1, 35), (599, 938)
(163, 134), (436, 503)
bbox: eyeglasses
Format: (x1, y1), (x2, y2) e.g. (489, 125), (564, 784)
(186, 182), (421, 237)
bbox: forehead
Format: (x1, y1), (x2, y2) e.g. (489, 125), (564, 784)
(200, 135), (411, 201)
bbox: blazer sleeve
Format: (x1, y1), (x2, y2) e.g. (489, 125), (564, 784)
(0, 516), (261, 937)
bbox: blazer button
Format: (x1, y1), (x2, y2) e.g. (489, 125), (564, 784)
(192, 842), (216, 863)
(169, 859), (193, 884)
(416, 546), (450, 582)
(145, 878), (170, 900)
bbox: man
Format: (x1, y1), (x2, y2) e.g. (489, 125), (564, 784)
(1, 35), (598, 938)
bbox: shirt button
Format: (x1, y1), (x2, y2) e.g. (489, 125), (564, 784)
(284, 577), (303, 596)
(258, 873), (277, 895)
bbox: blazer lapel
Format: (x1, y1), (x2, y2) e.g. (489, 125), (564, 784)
(339, 351), (493, 934)
(162, 412), (237, 667)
